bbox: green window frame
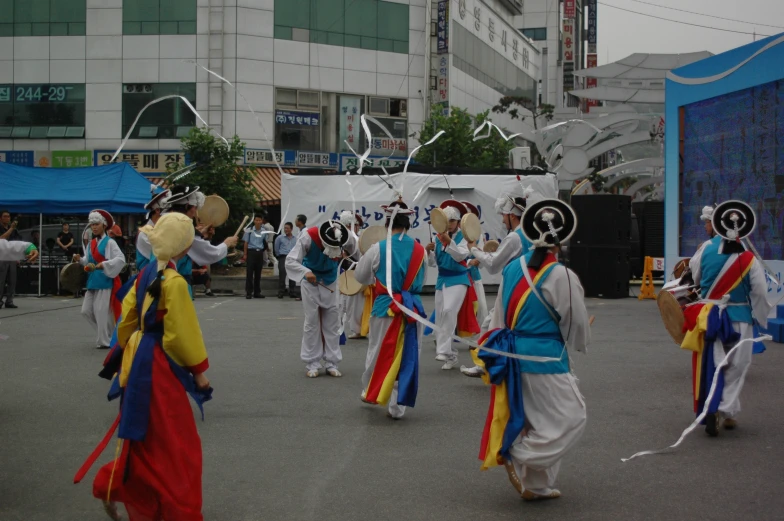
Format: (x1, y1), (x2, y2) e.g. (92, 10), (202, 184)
(0, 0), (86, 37)
(274, 0), (409, 54)
(123, 0), (197, 35)
(122, 83), (196, 139)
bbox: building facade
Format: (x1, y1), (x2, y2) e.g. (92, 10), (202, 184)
(0, 0), (542, 173)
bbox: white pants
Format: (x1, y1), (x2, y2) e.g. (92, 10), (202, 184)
(510, 372), (587, 495)
(301, 280), (342, 372)
(712, 321), (754, 419)
(435, 284), (467, 362)
(346, 292), (365, 336)
(362, 316), (423, 418)
(474, 280), (488, 327)
(82, 288), (114, 347)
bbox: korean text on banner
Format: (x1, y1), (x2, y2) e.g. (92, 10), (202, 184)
(564, 0), (576, 19)
(437, 0), (449, 54)
(562, 20), (574, 63)
(586, 54), (598, 109)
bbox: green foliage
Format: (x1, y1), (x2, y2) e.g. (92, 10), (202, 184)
(492, 96), (555, 130)
(170, 127), (261, 240)
(414, 107), (514, 169)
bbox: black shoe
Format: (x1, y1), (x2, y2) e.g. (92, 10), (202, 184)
(705, 412), (719, 437)
(277, 293), (284, 299)
(5, 303), (17, 309)
(254, 294), (265, 299)
(97, 345), (110, 350)
(204, 290), (215, 297)
(246, 295), (253, 299)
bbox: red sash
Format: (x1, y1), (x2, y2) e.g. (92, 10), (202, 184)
(365, 243), (426, 403)
(91, 238), (122, 321)
(307, 227), (323, 251)
(457, 260), (481, 337)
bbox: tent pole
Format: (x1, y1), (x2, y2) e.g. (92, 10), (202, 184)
(38, 213), (42, 297)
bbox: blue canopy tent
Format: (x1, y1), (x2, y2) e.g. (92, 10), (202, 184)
(0, 162), (153, 295)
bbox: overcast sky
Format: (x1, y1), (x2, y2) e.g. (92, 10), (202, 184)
(596, 0), (784, 64)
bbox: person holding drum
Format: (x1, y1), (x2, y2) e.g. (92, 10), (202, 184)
(135, 188), (171, 272)
(355, 199), (427, 419)
(286, 220), (358, 378)
(473, 198), (590, 501)
(339, 210), (369, 339)
(73, 210), (127, 349)
(682, 200), (770, 437)
(426, 199), (480, 370)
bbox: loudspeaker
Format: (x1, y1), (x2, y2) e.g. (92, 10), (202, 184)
(569, 245), (630, 299)
(633, 201), (665, 260)
(15, 266), (59, 295)
(570, 195), (632, 246)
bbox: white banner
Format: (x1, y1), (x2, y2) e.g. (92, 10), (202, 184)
(282, 171), (559, 286)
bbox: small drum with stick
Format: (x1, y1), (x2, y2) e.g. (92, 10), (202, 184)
(198, 195), (230, 228)
(225, 215), (250, 264)
(460, 212), (481, 243)
(483, 240), (499, 253)
(359, 225), (387, 255)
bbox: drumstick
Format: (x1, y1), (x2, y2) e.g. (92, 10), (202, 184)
(318, 281), (334, 293)
(233, 215), (250, 238)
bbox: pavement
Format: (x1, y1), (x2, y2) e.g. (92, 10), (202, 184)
(1, 294), (783, 521)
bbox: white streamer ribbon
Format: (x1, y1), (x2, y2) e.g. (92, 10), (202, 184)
(472, 120), (523, 143)
(110, 95), (228, 163)
(622, 334), (772, 462)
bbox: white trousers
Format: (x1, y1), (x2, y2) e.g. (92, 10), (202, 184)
(510, 373), (587, 495)
(362, 316), (423, 418)
(81, 288), (114, 348)
(435, 284), (467, 361)
(345, 292), (365, 336)
(712, 321), (754, 419)
(474, 280), (488, 327)
(300, 281), (342, 372)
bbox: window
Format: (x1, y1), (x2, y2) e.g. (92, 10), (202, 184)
(0, 0), (86, 37)
(521, 27), (547, 41)
(123, 0), (196, 35)
(275, 88), (321, 151)
(122, 83), (196, 139)
(0, 84), (86, 139)
(274, 0), (409, 54)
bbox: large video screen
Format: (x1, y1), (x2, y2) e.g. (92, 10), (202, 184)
(680, 79), (784, 259)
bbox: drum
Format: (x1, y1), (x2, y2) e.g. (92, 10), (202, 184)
(198, 195), (230, 227)
(460, 213), (481, 242)
(657, 281), (700, 345)
(483, 240), (499, 253)
(359, 225), (387, 254)
(672, 258), (690, 279)
(60, 262), (86, 294)
(339, 269), (365, 296)
(430, 208), (448, 234)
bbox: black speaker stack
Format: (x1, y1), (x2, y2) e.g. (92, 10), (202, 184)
(569, 195), (632, 298)
(632, 201), (665, 261)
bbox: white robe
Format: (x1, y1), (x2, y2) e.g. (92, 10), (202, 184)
(690, 245), (770, 418)
(135, 219), (154, 263)
(428, 235), (470, 363)
(355, 241), (425, 418)
(0, 239), (33, 261)
(187, 236), (228, 267)
(470, 225), (525, 275)
(286, 231), (359, 371)
(497, 260), (591, 495)
(79, 235), (126, 347)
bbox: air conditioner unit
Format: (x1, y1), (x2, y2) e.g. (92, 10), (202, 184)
(509, 147), (531, 169)
(124, 85), (136, 93)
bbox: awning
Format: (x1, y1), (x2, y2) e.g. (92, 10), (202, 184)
(149, 167), (296, 206)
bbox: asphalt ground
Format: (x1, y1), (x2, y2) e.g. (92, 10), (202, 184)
(1, 294), (783, 521)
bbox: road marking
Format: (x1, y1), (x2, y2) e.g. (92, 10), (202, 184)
(208, 300), (231, 309)
(278, 317), (298, 320)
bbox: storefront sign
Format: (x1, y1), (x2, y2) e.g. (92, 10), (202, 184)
(562, 20), (574, 63)
(35, 150), (92, 168)
(585, 54), (598, 110)
(244, 149), (297, 167)
(437, 0), (449, 54)
(296, 152), (337, 168)
(0, 151), (34, 167)
(339, 154), (407, 171)
(587, 0), (597, 54)
(339, 96), (362, 151)
(94, 150), (187, 173)
(437, 54), (449, 110)
(275, 110), (320, 126)
(371, 138), (407, 153)
(564, 0), (575, 19)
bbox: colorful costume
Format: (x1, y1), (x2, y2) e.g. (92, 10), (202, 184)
(286, 221), (358, 377)
(681, 201), (769, 433)
(355, 225), (427, 419)
(475, 199), (590, 500)
(136, 189), (170, 271)
(80, 210), (126, 348)
(75, 213), (212, 521)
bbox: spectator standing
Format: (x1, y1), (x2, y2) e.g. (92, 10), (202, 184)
(261, 215), (275, 267)
(57, 223), (77, 257)
(243, 215), (268, 299)
(295, 214), (307, 235)
(191, 263), (214, 297)
(274, 222), (298, 299)
(0, 210), (21, 309)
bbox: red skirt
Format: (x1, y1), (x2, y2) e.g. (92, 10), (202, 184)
(92, 347), (203, 521)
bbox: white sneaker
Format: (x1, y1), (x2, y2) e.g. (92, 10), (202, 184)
(460, 365), (484, 378)
(435, 354), (448, 362)
(441, 359), (459, 370)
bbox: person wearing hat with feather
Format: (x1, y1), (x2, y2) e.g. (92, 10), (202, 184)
(73, 210), (127, 349)
(135, 187), (171, 272)
(682, 200), (770, 436)
(473, 199), (590, 501)
(426, 199), (481, 370)
(74, 212), (213, 521)
(286, 218), (359, 378)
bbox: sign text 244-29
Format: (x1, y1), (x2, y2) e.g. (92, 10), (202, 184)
(0, 85), (76, 103)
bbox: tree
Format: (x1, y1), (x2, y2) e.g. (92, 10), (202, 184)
(168, 127), (261, 240)
(491, 96), (555, 130)
(413, 107), (514, 168)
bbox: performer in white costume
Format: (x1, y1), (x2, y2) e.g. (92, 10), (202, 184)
(475, 198), (590, 501)
(355, 200), (427, 419)
(339, 210), (367, 339)
(287, 220), (359, 378)
(135, 188), (171, 271)
(74, 210), (126, 348)
(0, 239), (37, 262)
